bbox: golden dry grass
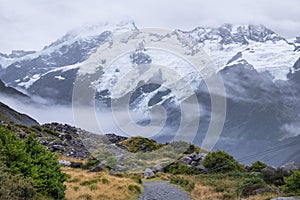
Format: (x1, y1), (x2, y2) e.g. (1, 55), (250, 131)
(191, 184), (223, 200)
(190, 183), (277, 200)
(61, 167), (141, 200)
(59, 156), (86, 163)
(177, 174), (278, 200)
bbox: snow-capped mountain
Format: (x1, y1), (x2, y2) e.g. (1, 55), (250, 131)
(0, 21), (300, 139)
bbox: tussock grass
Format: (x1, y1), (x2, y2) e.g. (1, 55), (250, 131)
(62, 167), (142, 200)
(177, 174), (278, 200)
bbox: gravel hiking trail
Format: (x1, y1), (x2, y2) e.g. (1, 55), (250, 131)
(139, 181), (191, 200)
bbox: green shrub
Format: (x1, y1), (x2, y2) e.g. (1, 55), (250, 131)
(73, 186), (80, 191)
(80, 179), (99, 186)
(283, 170), (300, 195)
(165, 162), (200, 175)
(183, 144), (200, 154)
(133, 185), (142, 194)
(128, 184), (142, 194)
(82, 157), (100, 169)
(0, 161), (37, 199)
(251, 161), (267, 172)
(220, 193), (236, 200)
(102, 178), (109, 184)
(0, 127), (67, 199)
(238, 176), (266, 197)
(170, 175), (195, 192)
(119, 137), (165, 153)
(130, 175), (143, 184)
(88, 184), (99, 191)
(202, 150), (244, 173)
(68, 177), (81, 183)
(260, 168), (289, 186)
(43, 128), (60, 137)
(106, 156), (117, 168)
(78, 193), (93, 200)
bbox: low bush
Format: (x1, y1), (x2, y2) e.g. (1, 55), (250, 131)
(251, 161), (267, 172)
(119, 137), (165, 153)
(238, 176), (266, 197)
(102, 178), (109, 184)
(128, 184), (142, 194)
(0, 127), (67, 199)
(283, 170), (300, 195)
(170, 175), (195, 192)
(260, 168), (289, 186)
(202, 150), (244, 173)
(165, 162), (200, 175)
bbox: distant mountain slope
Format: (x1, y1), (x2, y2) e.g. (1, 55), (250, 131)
(0, 22), (298, 104)
(0, 79), (28, 98)
(0, 101), (38, 126)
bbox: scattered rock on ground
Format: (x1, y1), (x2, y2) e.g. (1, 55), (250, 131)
(195, 165), (208, 173)
(262, 166), (277, 173)
(280, 163), (300, 175)
(252, 187), (280, 195)
(179, 157), (192, 165)
(115, 164), (126, 172)
(152, 164), (164, 173)
(144, 168), (155, 179)
(58, 160), (71, 166)
(90, 164), (103, 172)
(109, 169), (117, 175)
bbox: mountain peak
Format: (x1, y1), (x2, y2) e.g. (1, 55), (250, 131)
(188, 23), (284, 45)
(44, 20), (137, 49)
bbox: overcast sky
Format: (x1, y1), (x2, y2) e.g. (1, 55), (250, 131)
(0, 0), (299, 54)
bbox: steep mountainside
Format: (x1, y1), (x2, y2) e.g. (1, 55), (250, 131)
(0, 79), (29, 99)
(0, 101), (38, 126)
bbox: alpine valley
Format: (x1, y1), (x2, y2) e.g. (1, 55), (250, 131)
(1, 20), (300, 166)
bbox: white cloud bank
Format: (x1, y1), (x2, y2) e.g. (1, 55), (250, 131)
(0, 0), (299, 53)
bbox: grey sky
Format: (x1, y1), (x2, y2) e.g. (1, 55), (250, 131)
(0, 0), (299, 53)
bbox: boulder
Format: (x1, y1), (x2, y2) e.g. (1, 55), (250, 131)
(195, 165), (208, 173)
(90, 164), (103, 172)
(115, 164), (126, 172)
(191, 161), (198, 166)
(280, 163), (300, 175)
(105, 133), (127, 143)
(187, 152), (207, 162)
(58, 160), (71, 166)
(109, 169), (117, 175)
(179, 157), (192, 165)
(152, 164), (164, 173)
(188, 152), (198, 160)
(144, 168), (155, 179)
(252, 187), (280, 195)
(53, 144), (63, 150)
(261, 166), (277, 173)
